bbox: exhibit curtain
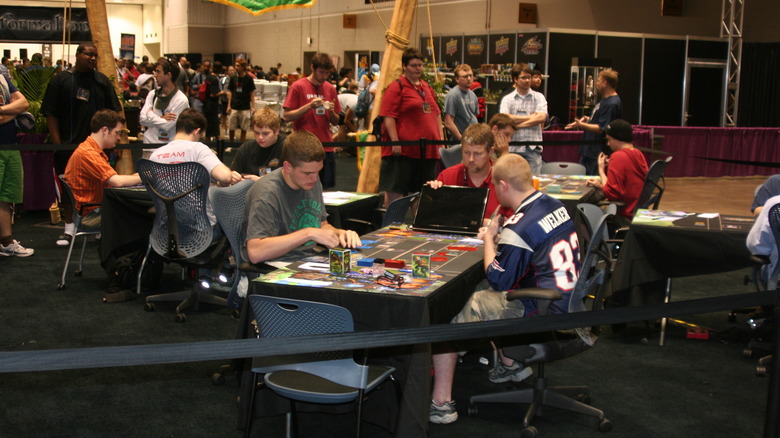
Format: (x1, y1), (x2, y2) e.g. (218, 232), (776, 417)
(738, 43), (780, 128)
(207, 0), (315, 16)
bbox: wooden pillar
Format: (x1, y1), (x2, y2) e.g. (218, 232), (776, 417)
(85, 0), (133, 175)
(356, 0), (417, 193)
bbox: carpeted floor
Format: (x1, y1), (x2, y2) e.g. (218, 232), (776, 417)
(0, 153), (773, 437)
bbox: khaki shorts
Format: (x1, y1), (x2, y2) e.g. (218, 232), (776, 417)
(228, 109), (252, 131)
(452, 279), (525, 324)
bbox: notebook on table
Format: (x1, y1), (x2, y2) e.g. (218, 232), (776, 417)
(411, 185), (489, 236)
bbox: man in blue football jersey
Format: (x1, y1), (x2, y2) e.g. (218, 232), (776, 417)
(429, 153), (581, 425)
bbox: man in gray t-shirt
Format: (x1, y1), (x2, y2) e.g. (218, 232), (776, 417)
(443, 64), (479, 142)
(243, 131), (361, 265)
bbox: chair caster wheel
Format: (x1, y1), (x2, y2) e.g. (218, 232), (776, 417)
(728, 313), (736, 323)
(576, 393), (592, 404)
(756, 365), (767, 377)
(212, 372), (226, 386)
(743, 348), (753, 358)
(467, 405), (478, 416)
(144, 302), (155, 312)
(520, 425), (538, 438)
(175, 313), (186, 323)
(598, 417), (613, 432)
(57, 283), (65, 290)
(74, 271), (82, 277)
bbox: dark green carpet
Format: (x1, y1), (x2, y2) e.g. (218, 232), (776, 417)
(0, 154), (771, 437)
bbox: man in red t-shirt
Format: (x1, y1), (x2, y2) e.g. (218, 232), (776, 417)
(283, 52), (341, 189)
(586, 119), (648, 223)
(427, 124), (512, 224)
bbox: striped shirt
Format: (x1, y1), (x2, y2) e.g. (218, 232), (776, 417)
(499, 89), (547, 153)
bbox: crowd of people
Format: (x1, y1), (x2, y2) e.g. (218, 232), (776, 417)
(5, 42), (729, 430)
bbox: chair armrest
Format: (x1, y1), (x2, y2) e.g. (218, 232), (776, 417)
(751, 254), (771, 266)
(239, 261), (277, 275)
(506, 288), (562, 302)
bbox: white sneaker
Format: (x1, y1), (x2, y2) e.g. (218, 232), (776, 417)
(0, 240), (34, 257)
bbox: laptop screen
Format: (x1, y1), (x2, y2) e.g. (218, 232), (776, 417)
(412, 185), (489, 235)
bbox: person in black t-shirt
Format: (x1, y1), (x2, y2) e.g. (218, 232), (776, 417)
(227, 58), (256, 143)
(231, 107), (285, 180)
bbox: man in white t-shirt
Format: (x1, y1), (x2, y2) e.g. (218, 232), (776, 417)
(148, 108), (241, 226)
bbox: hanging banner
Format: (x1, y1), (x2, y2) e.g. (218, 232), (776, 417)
(119, 34), (135, 60)
(206, 0), (316, 16)
(0, 7), (91, 42)
(462, 34), (488, 70)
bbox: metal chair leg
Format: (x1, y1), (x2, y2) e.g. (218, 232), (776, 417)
(136, 242), (153, 295)
(59, 233), (78, 288)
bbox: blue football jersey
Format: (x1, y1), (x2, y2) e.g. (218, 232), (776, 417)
(486, 192), (580, 315)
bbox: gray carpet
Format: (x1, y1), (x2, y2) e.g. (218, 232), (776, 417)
(0, 154), (772, 437)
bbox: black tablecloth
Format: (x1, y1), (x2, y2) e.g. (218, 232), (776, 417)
(100, 187), (154, 271)
(245, 229), (485, 437)
(611, 213), (754, 305)
(324, 193), (382, 228)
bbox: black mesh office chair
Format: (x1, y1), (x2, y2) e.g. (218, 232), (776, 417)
(57, 175), (102, 290)
(468, 214), (615, 437)
(210, 179), (254, 310)
(243, 295), (397, 438)
(136, 159), (230, 322)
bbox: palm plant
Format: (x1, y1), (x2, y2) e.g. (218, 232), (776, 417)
(10, 67), (57, 133)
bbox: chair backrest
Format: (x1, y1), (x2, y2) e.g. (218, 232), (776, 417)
(570, 213), (614, 346)
(210, 179), (254, 267)
(634, 156), (672, 215)
(511, 214), (613, 366)
(57, 175), (85, 228)
(540, 161), (587, 175)
(439, 144), (462, 169)
(766, 203), (780, 290)
(249, 295), (369, 389)
(382, 191), (419, 227)
(576, 203), (617, 252)
(210, 179), (254, 307)
(137, 159), (213, 259)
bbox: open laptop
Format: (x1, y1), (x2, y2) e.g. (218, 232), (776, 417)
(411, 185), (489, 235)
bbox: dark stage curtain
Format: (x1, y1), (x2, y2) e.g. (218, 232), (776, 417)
(739, 42), (780, 127)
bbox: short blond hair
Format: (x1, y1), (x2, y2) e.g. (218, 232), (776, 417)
(252, 107), (281, 131)
(453, 63), (473, 78)
(492, 154), (533, 192)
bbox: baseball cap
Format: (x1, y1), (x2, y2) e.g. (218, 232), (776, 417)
(605, 119), (633, 143)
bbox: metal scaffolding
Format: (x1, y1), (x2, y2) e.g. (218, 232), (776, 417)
(720, 0), (744, 127)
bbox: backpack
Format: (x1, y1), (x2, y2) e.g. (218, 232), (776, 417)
(354, 87), (373, 118)
(197, 79), (209, 102)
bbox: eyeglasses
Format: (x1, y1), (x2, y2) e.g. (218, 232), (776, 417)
(517, 76), (532, 81)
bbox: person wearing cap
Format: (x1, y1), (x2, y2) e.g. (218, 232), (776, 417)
(586, 119), (648, 223)
(358, 63), (380, 93)
(566, 69), (623, 176)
